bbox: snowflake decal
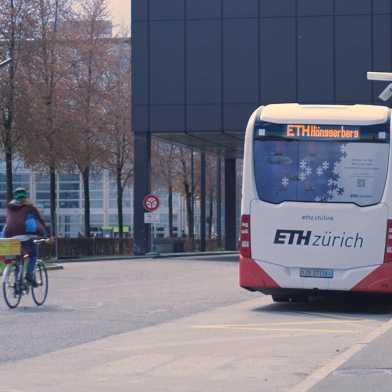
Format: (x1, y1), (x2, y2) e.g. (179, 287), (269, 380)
(298, 172), (306, 182)
(299, 160), (308, 170)
(316, 167), (323, 176)
(322, 161), (330, 170)
(281, 177), (289, 187)
(305, 167), (312, 176)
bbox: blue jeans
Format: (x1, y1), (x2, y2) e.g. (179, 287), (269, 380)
(22, 240), (37, 276)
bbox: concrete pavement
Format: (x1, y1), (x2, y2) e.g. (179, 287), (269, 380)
(309, 324), (392, 392)
(0, 295), (390, 392)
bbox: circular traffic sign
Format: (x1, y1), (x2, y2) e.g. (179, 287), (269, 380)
(143, 194), (160, 212)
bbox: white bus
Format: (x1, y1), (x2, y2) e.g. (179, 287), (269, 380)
(240, 103), (392, 301)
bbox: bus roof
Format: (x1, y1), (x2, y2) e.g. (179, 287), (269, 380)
(261, 104), (390, 126)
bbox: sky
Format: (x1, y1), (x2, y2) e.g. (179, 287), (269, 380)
(108, 0), (131, 32)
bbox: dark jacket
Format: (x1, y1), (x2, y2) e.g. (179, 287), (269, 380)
(4, 199), (47, 238)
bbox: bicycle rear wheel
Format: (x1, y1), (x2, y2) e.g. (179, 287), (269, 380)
(2, 264), (22, 309)
(31, 262), (48, 306)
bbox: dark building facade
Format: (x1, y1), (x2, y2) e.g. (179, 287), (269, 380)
(132, 0), (392, 253)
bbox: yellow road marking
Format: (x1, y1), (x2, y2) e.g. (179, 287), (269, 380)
(192, 325), (357, 334)
(193, 320), (363, 328)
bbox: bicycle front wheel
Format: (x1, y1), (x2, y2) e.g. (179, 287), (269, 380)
(31, 262), (48, 306)
(2, 264), (22, 309)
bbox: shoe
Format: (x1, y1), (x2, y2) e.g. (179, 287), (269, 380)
(25, 274), (39, 288)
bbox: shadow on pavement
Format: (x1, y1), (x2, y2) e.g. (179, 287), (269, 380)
(253, 294), (392, 318)
(8, 305), (76, 314)
(174, 255), (239, 263)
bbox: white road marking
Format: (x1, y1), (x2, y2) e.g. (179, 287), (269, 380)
(290, 317), (392, 392)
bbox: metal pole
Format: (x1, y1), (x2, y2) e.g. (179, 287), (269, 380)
(225, 158), (236, 251)
(191, 148), (195, 250)
(217, 154), (222, 248)
(200, 152), (206, 252)
(149, 218), (153, 254)
(133, 132), (151, 255)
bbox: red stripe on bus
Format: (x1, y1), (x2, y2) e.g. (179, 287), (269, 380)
(240, 256), (280, 289)
(352, 263), (392, 293)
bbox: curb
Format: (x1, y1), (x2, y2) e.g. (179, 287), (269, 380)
(46, 264), (64, 271)
(55, 251), (239, 264)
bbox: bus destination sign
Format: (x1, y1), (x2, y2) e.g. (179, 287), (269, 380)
(287, 125), (360, 140)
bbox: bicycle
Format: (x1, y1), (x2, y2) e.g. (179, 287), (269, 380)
(2, 236), (50, 309)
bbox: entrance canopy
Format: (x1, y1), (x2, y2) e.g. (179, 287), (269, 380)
(156, 131), (245, 158)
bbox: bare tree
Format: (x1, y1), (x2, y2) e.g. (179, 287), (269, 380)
(206, 153), (217, 240)
(0, 0), (37, 201)
(18, 0), (74, 237)
(64, 0), (111, 238)
(152, 141), (179, 238)
(177, 146), (200, 239)
(103, 37), (132, 253)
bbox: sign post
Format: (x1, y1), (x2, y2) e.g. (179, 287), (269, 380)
(143, 194), (160, 255)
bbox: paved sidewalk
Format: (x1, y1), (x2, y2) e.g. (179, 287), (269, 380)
(310, 327), (392, 392)
(0, 297), (386, 392)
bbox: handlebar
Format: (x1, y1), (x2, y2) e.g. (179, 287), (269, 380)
(33, 238), (51, 245)
(8, 235), (51, 244)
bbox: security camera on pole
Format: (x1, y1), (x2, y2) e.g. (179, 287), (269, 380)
(367, 72), (392, 102)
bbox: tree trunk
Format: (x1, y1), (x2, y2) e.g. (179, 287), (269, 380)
(49, 165), (57, 237)
(208, 190), (214, 240)
(184, 182), (193, 240)
(6, 0), (15, 203)
(82, 166), (91, 239)
(168, 183), (173, 237)
(117, 166), (124, 254)
(5, 131), (13, 202)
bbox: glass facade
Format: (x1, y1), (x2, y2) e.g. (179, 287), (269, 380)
(59, 174), (80, 209)
(0, 164), (187, 238)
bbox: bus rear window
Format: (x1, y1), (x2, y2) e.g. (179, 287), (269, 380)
(253, 126), (390, 206)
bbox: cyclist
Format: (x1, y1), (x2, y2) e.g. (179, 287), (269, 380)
(2, 187), (49, 287)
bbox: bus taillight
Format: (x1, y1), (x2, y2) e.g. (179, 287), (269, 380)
(240, 215), (251, 258)
(384, 220), (392, 263)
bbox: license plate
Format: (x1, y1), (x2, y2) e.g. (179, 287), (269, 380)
(300, 268), (334, 279)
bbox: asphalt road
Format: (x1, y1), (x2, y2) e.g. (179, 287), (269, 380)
(1, 255), (392, 392)
(0, 254), (250, 363)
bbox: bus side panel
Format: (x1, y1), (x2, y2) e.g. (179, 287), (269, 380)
(241, 108), (262, 215)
